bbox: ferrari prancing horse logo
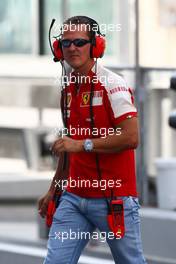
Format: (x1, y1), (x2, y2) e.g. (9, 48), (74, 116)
(82, 92), (90, 105)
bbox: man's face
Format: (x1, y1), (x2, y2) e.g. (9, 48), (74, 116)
(61, 24), (92, 69)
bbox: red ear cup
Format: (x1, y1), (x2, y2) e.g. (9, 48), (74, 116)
(53, 39), (64, 61)
(91, 35), (106, 58)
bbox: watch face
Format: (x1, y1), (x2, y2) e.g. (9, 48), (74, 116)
(84, 139), (93, 151)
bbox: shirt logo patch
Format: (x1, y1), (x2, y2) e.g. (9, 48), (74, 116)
(92, 90), (103, 106)
(110, 87), (129, 94)
(67, 93), (72, 107)
(80, 90), (103, 107)
(66, 110), (70, 118)
(81, 92), (90, 106)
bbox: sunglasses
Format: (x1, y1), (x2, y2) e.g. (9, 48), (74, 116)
(61, 38), (91, 48)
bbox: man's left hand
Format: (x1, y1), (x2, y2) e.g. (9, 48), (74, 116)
(51, 136), (83, 155)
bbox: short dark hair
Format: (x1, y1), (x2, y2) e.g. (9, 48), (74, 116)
(62, 15), (99, 39)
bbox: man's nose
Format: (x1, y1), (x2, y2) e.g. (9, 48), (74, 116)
(68, 43), (76, 51)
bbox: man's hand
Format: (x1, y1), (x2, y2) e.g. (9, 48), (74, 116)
(38, 191), (54, 218)
(51, 136), (83, 155)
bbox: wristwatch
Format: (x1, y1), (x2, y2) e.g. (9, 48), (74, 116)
(83, 139), (94, 152)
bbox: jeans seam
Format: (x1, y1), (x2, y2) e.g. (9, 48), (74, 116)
(129, 199), (144, 261)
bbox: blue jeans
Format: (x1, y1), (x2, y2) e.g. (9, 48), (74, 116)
(43, 190), (147, 264)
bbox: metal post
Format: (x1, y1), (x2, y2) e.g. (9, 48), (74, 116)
(38, 0), (45, 55)
(31, 0), (40, 55)
(135, 0), (148, 205)
(61, 0), (69, 20)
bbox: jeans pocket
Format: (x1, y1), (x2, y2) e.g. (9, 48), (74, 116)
(130, 197), (140, 209)
(53, 199), (68, 220)
(129, 197), (140, 223)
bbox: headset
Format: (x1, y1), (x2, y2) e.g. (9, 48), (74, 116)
(49, 16), (106, 62)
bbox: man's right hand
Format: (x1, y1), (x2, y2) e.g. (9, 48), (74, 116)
(37, 152), (69, 218)
(38, 191), (54, 218)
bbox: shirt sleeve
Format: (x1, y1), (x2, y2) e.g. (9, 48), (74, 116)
(107, 77), (137, 125)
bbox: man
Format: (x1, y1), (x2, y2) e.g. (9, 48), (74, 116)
(38, 16), (147, 264)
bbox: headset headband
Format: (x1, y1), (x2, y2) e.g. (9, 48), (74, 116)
(61, 16), (104, 39)
(49, 16), (106, 61)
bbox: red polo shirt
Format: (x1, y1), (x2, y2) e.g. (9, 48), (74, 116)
(64, 63), (138, 198)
